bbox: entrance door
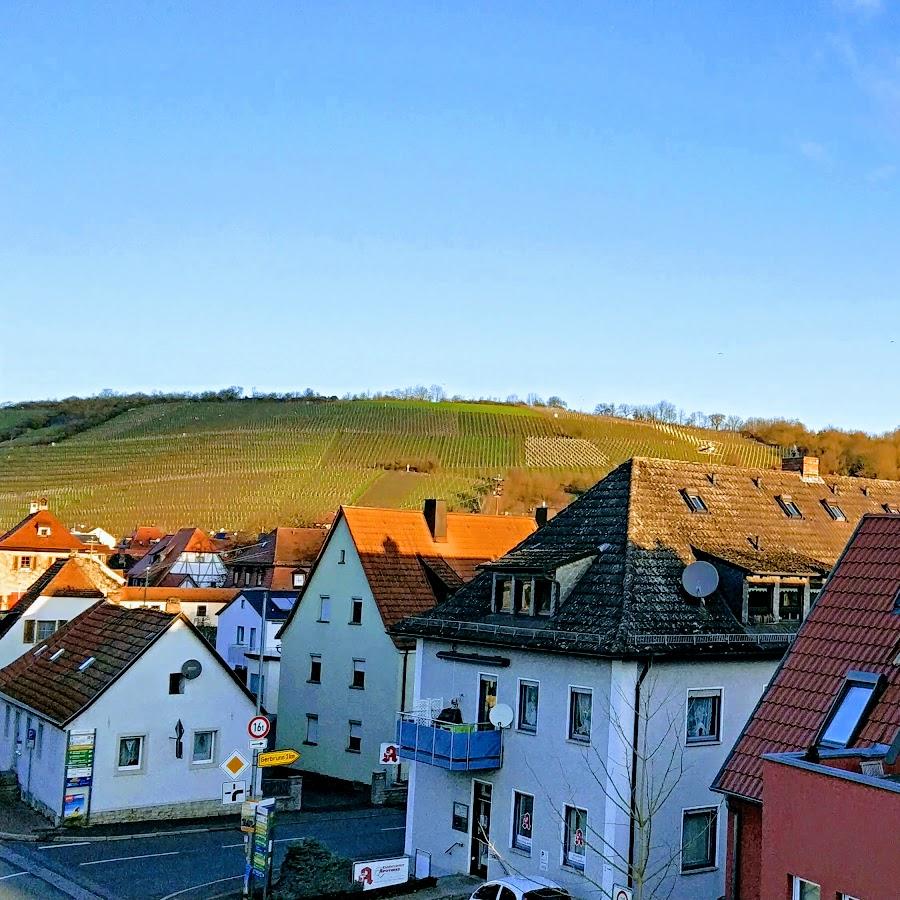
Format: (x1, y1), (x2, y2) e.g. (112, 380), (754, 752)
(478, 675), (497, 728)
(470, 780), (492, 878)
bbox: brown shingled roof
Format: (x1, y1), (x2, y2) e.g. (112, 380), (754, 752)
(714, 513), (900, 802)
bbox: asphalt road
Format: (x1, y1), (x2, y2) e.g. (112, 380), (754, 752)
(0, 852), (74, 899)
(1, 807), (406, 900)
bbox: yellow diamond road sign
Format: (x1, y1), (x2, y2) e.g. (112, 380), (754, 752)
(221, 750), (249, 778)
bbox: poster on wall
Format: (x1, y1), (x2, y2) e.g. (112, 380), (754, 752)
(63, 730), (95, 823)
(63, 792), (86, 821)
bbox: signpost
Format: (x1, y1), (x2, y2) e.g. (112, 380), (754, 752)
(257, 748), (300, 768)
(243, 796), (275, 899)
(63, 730), (96, 822)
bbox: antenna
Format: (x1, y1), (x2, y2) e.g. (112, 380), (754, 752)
(681, 561), (719, 599)
(489, 703), (514, 729)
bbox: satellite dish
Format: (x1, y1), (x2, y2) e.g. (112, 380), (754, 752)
(489, 703), (514, 729)
(181, 659), (203, 680)
(681, 561), (719, 599)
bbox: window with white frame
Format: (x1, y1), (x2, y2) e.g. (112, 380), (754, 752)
(563, 805), (587, 870)
(192, 730), (216, 764)
(309, 654), (322, 683)
(350, 598), (363, 625)
(118, 735), (143, 771)
(305, 714), (319, 745)
(249, 627), (257, 650)
(568, 687), (592, 742)
(37, 526), (51, 537)
(236, 625), (246, 645)
(791, 878), (821, 900)
(351, 659), (366, 689)
(511, 791), (533, 853)
(292, 571), (305, 588)
(686, 689), (722, 744)
(19, 556), (32, 570)
(318, 596), (331, 622)
(517, 680), (539, 733)
(681, 808), (717, 872)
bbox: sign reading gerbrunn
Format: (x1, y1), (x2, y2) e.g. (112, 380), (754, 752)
(353, 857), (410, 891)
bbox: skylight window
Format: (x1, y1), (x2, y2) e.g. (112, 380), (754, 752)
(78, 656), (96, 672)
(777, 495), (803, 519)
(50, 648), (65, 661)
(884, 504), (900, 515)
(819, 672), (882, 748)
(821, 500), (847, 521)
(681, 491), (709, 514)
(33, 645), (46, 656)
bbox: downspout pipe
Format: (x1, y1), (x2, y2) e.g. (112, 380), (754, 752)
(628, 658), (652, 890)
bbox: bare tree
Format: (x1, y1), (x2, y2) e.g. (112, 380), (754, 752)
(708, 413), (726, 431)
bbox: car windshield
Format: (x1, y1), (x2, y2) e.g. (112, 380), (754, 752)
(523, 891), (571, 900)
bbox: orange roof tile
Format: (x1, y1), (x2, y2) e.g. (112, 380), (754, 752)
(0, 509), (89, 553)
(111, 587), (240, 605)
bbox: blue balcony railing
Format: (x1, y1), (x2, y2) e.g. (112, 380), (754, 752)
(396, 713), (503, 771)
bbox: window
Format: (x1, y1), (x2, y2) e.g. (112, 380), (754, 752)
(351, 659), (366, 689)
(791, 878), (821, 900)
(4, 705), (9, 737)
(512, 791), (534, 853)
(292, 572), (305, 588)
(563, 805), (587, 870)
(22, 621), (35, 644)
(686, 689), (722, 744)
(249, 627), (257, 650)
(37, 526), (51, 537)
(192, 730), (215, 764)
(36, 621), (57, 641)
(243, 570), (251, 586)
(777, 495), (803, 518)
(196, 605), (207, 618)
(255, 570), (264, 586)
(236, 626), (246, 645)
(318, 596), (331, 622)
(820, 672), (881, 747)
(169, 673), (185, 694)
(779, 584), (803, 621)
(809, 577), (824, 606)
(681, 491), (708, 513)
(821, 500), (847, 521)
(338, 549), (346, 564)
(37, 722), (43, 758)
(747, 583), (774, 621)
(350, 598), (363, 625)
(19, 556), (32, 570)
(249, 673), (261, 695)
(883, 503), (900, 515)
(347, 720), (362, 753)
(305, 714), (318, 745)
(533, 577), (554, 615)
(568, 688), (592, 743)
(309, 654), (322, 683)
(517, 680), (539, 733)
(681, 808), (717, 872)
(494, 574), (556, 616)
(118, 735), (143, 770)
(495, 576), (513, 613)
(513, 578), (532, 614)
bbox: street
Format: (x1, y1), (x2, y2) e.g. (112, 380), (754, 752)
(0, 807), (406, 900)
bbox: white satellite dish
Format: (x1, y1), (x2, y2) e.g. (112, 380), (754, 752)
(489, 703), (514, 729)
(681, 561), (719, 599)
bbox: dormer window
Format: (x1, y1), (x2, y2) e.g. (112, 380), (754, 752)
(37, 526), (51, 537)
(777, 495), (802, 518)
(493, 574), (557, 617)
(884, 504), (900, 515)
(681, 491), (708, 514)
(822, 500), (847, 521)
(819, 671), (883, 748)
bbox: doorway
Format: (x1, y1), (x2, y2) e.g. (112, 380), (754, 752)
(478, 674), (497, 728)
(470, 780), (492, 878)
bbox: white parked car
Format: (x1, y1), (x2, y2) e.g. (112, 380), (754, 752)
(469, 876), (573, 900)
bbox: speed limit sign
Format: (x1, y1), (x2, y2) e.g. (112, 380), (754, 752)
(248, 715), (270, 739)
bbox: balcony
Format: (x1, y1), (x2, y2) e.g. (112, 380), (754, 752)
(396, 713), (503, 771)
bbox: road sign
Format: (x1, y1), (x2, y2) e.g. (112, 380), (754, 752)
(222, 780), (247, 805)
(248, 715), (270, 739)
(249, 737), (267, 750)
(221, 749), (250, 778)
(379, 743), (400, 765)
(257, 748), (300, 768)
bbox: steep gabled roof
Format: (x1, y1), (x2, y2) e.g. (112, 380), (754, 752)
(119, 526), (167, 558)
(216, 589), (298, 622)
(394, 458), (900, 657)
(714, 513), (900, 803)
(126, 527), (220, 584)
(226, 528), (326, 568)
(0, 509), (89, 553)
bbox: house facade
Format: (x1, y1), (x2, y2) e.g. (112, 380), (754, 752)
(223, 527), (326, 591)
(276, 501), (535, 787)
(126, 528), (226, 588)
(0, 601), (258, 824)
(714, 512), (900, 900)
(394, 457), (900, 900)
(0, 501), (94, 610)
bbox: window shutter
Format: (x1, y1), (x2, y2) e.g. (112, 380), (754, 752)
(23, 621), (35, 644)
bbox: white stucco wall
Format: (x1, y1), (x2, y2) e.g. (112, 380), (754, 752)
(0, 596), (99, 668)
(277, 515), (405, 785)
(169, 553), (227, 587)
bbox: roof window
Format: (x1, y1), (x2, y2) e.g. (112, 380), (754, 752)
(50, 648), (65, 661)
(33, 645), (47, 656)
(821, 500), (847, 521)
(819, 671), (883, 748)
(776, 495), (803, 519)
(884, 504), (900, 515)
(37, 525), (52, 537)
(681, 490), (708, 514)
(78, 656), (96, 672)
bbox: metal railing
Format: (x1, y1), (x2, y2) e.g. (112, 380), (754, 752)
(396, 713), (502, 771)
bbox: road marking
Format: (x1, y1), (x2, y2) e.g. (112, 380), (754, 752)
(158, 874), (242, 899)
(80, 850), (180, 866)
(38, 842), (91, 850)
(0, 871), (27, 880)
(380, 826), (405, 831)
(220, 842), (244, 848)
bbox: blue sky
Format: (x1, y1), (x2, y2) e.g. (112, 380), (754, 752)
(1, 2), (898, 431)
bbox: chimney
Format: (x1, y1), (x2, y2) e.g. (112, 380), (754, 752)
(39, 497), (48, 511)
(782, 455), (823, 483)
(535, 506), (557, 528)
(423, 499), (447, 543)
(29, 500), (39, 514)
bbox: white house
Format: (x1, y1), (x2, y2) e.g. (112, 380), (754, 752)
(111, 587), (238, 630)
(393, 457), (900, 900)
(215, 589), (298, 710)
(126, 528), (227, 588)
(0, 556), (123, 669)
(0, 600), (259, 824)
(276, 500), (535, 787)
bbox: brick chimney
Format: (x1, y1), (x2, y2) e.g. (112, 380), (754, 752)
(782, 455), (823, 484)
(535, 506), (557, 528)
(423, 499), (447, 543)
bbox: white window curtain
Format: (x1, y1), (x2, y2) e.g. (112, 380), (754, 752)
(119, 737), (141, 768)
(571, 690), (591, 739)
(193, 731), (214, 763)
(687, 696), (715, 739)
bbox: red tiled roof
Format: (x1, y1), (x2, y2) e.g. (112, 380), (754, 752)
(0, 509), (89, 553)
(111, 587), (239, 605)
(120, 526), (167, 558)
(715, 513), (900, 802)
(126, 527), (220, 583)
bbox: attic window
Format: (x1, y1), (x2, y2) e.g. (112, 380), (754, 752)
(50, 648), (65, 661)
(819, 672), (883, 748)
(493, 574), (556, 617)
(78, 656), (96, 672)
(776, 495), (803, 519)
(821, 500), (847, 522)
(681, 491), (708, 514)
(884, 504), (900, 515)
(37, 526), (51, 537)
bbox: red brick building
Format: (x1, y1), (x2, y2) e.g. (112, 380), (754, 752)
(714, 513), (900, 900)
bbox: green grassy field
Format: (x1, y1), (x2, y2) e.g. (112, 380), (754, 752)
(0, 399), (780, 535)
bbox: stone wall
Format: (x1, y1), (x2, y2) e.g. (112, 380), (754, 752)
(87, 798), (234, 825)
